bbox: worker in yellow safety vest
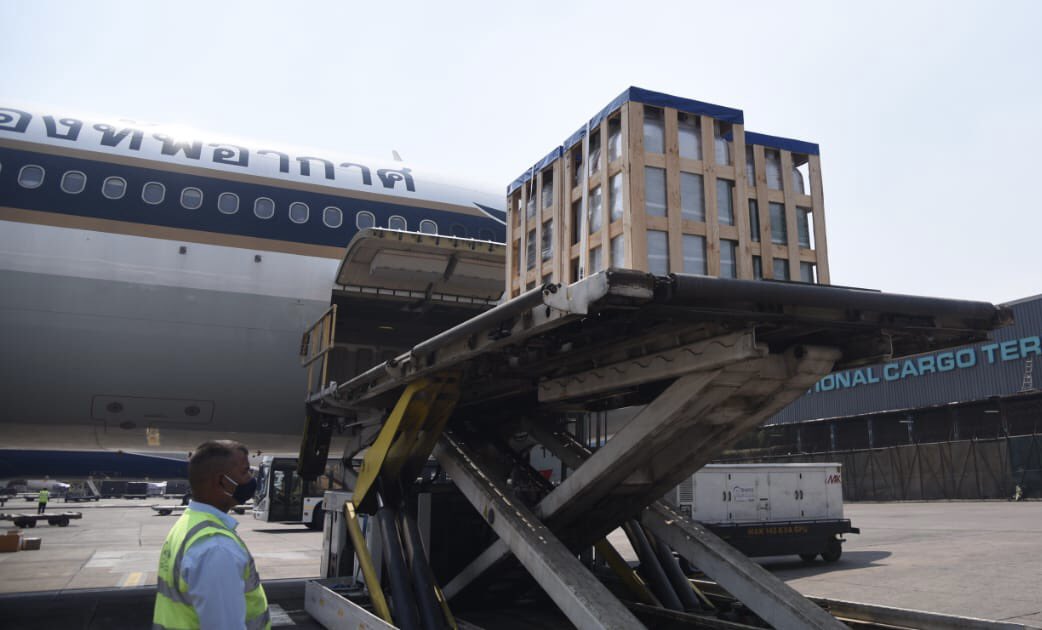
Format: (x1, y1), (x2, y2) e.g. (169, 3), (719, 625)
(36, 488), (49, 514)
(153, 440), (269, 630)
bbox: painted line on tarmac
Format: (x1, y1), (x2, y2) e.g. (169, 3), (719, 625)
(119, 571), (145, 587)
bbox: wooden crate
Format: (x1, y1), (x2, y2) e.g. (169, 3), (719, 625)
(743, 132), (830, 285)
(505, 87), (829, 298)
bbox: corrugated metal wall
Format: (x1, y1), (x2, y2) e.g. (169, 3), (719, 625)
(728, 434), (1042, 500)
(769, 295), (1042, 424)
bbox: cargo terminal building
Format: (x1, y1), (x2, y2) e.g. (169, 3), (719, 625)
(728, 294), (1042, 501)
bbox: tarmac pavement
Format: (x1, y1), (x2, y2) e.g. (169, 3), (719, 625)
(0, 499), (322, 593)
(771, 501), (1042, 628)
(1, 499), (1039, 627)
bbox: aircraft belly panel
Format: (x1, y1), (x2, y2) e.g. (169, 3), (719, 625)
(0, 269), (328, 451)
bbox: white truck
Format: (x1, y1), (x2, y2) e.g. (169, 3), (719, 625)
(664, 463), (857, 563)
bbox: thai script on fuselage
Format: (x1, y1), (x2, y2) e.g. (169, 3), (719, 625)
(0, 107), (416, 194)
(810, 334), (1042, 395)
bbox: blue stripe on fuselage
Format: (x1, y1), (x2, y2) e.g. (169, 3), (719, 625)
(0, 147), (506, 247)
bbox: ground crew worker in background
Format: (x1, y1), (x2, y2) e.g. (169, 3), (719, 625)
(36, 488), (49, 514)
(153, 440), (270, 630)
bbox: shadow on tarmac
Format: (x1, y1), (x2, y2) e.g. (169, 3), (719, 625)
(762, 550), (892, 575)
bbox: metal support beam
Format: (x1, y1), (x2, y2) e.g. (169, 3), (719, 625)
(441, 350), (768, 600)
(537, 331), (765, 403)
(535, 365), (741, 525)
(445, 345), (840, 600)
(442, 540), (508, 601)
(641, 501), (845, 630)
(434, 433), (645, 630)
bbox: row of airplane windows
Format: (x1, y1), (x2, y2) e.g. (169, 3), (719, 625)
(7, 162), (497, 240)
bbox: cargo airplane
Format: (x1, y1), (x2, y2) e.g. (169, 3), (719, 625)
(0, 104), (507, 460)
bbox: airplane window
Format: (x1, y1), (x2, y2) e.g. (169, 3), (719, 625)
(142, 182), (166, 205)
(356, 211), (375, 230)
(102, 176), (127, 200)
(479, 228), (495, 241)
(388, 215), (407, 231)
(60, 171), (87, 194)
(254, 197), (275, 220)
(450, 224), (467, 238)
(217, 192), (239, 215)
(322, 206), (343, 228)
(180, 187), (204, 210)
(17, 165), (45, 189)
(419, 219), (438, 235)
(289, 202), (309, 224)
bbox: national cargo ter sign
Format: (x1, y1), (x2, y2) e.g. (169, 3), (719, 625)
(809, 335), (1041, 395)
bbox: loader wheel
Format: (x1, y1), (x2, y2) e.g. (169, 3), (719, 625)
(821, 539), (842, 563)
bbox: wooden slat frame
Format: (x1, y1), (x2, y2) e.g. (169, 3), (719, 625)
(617, 106), (633, 269)
(626, 102), (648, 273)
(780, 149), (800, 282)
(596, 115), (611, 271)
(702, 116), (720, 277)
(664, 107), (683, 273)
(563, 145), (581, 285)
(809, 154), (830, 283)
(731, 126), (751, 279)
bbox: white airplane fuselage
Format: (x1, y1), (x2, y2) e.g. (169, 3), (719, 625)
(0, 105), (506, 453)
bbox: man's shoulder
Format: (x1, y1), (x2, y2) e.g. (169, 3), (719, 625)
(183, 532), (249, 571)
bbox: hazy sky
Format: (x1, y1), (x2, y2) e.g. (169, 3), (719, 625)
(2, 0), (1039, 304)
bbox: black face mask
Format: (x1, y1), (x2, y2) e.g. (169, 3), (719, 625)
(222, 474), (257, 504)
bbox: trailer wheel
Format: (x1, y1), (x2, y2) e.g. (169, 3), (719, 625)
(57, 517), (70, 527)
(158, 509), (172, 516)
(13, 518), (33, 528)
(821, 539), (842, 563)
(799, 553), (818, 563)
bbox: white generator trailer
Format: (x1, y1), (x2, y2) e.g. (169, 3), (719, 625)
(665, 463), (857, 563)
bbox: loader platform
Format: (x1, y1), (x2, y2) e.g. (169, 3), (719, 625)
(300, 267), (1011, 629)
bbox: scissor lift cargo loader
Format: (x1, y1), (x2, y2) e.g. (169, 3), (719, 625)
(298, 231), (1012, 629)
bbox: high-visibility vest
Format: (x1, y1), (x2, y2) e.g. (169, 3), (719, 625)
(152, 508), (270, 630)
(37, 489), (48, 503)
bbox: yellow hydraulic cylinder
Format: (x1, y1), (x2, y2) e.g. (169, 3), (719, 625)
(343, 502), (393, 623)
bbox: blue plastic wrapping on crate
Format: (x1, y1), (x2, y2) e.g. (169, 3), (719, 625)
(742, 131), (820, 156)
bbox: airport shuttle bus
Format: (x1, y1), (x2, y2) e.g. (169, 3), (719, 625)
(252, 455), (344, 530)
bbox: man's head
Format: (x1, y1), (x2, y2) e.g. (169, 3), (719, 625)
(188, 440), (252, 512)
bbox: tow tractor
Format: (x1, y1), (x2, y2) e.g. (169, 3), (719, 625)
(290, 229), (1012, 629)
(0, 511), (82, 528)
